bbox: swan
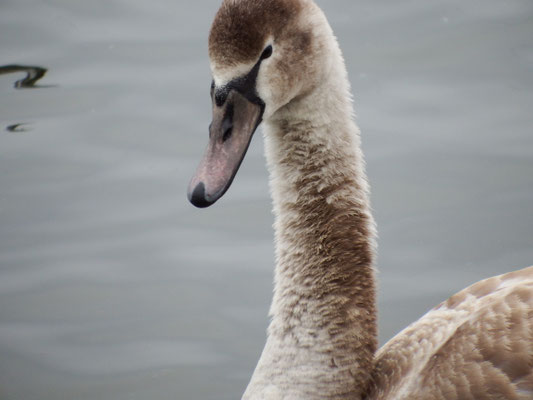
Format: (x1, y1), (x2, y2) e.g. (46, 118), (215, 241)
(187, 0), (533, 398)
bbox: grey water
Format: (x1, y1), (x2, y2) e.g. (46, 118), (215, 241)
(1, 0), (532, 399)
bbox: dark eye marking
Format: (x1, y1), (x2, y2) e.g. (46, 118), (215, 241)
(260, 45), (273, 60)
(211, 46), (272, 110)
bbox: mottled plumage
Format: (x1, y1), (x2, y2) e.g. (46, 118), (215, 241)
(367, 267), (533, 400)
(189, 0), (533, 399)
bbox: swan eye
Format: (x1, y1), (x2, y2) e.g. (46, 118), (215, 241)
(260, 45), (273, 60)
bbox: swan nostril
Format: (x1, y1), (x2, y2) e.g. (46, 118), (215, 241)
(222, 126), (233, 142)
(221, 103), (234, 142)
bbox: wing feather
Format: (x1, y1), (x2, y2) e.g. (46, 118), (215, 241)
(365, 266), (533, 400)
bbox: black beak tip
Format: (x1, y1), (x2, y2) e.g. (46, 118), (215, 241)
(188, 182), (214, 208)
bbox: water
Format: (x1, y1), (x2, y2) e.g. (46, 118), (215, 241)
(1, 0), (532, 399)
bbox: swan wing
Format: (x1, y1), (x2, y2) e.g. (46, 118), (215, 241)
(366, 266), (533, 400)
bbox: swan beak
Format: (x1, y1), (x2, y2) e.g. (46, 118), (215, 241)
(188, 90), (263, 208)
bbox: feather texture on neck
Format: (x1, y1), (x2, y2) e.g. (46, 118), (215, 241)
(243, 31), (377, 399)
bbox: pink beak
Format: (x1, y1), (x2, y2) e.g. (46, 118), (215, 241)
(188, 90), (263, 208)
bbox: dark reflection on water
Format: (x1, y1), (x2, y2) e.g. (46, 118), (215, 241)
(6, 123), (30, 132)
(0, 65), (49, 89)
(1, 64), (50, 132)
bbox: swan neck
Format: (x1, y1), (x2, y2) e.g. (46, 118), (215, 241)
(244, 66), (377, 399)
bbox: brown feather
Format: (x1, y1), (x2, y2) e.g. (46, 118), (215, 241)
(366, 267), (533, 400)
(209, 0), (303, 67)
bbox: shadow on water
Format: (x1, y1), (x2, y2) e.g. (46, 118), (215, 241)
(1, 64), (51, 132)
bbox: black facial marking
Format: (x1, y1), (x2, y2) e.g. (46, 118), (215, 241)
(215, 85), (231, 107)
(213, 53), (267, 113)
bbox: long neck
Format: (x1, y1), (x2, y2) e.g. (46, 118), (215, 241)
(243, 47), (377, 400)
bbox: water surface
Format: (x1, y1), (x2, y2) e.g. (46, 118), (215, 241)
(1, 0), (533, 399)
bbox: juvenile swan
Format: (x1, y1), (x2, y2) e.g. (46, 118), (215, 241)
(187, 1), (533, 398)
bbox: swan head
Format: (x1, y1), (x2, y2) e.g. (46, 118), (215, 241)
(188, 0), (331, 208)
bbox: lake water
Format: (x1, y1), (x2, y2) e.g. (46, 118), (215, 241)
(1, 0), (532, 399)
